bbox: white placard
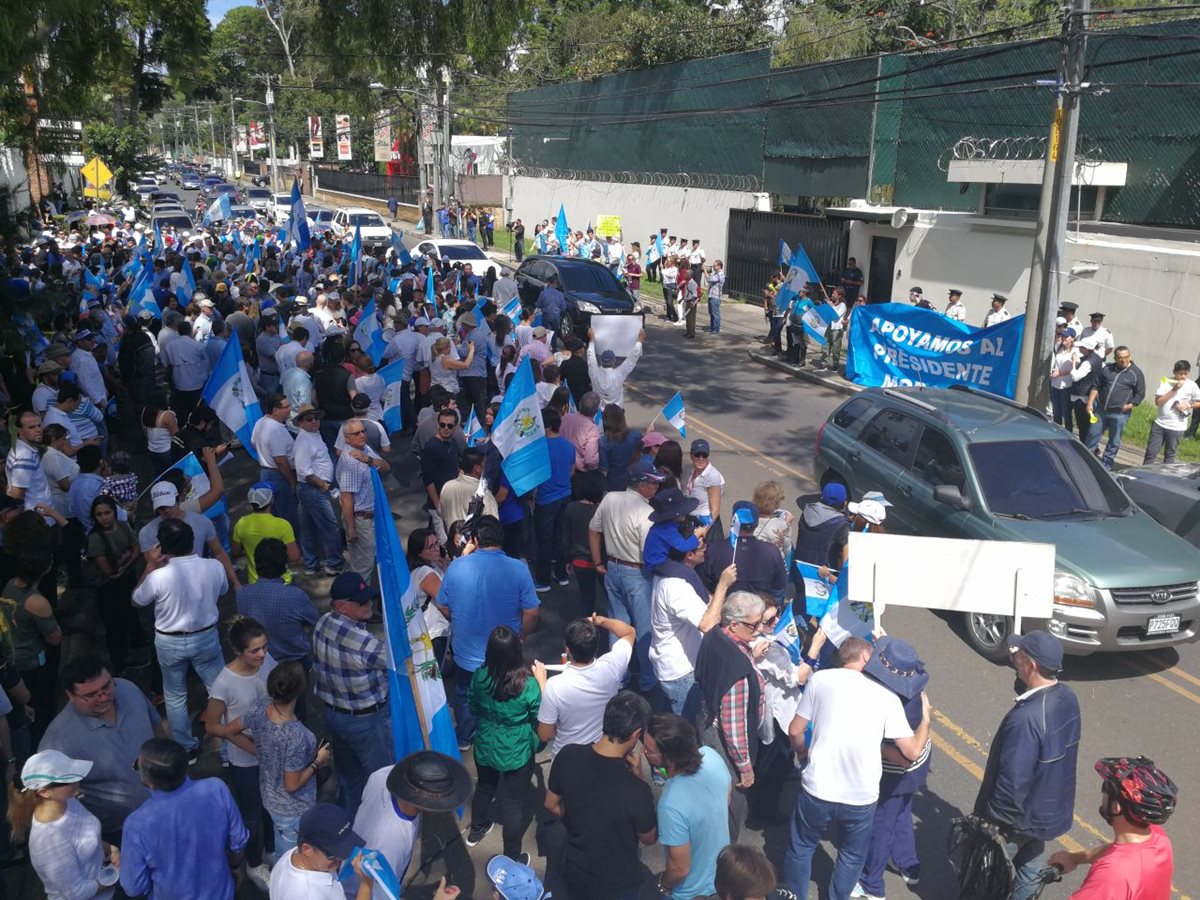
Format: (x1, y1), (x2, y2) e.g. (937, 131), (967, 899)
(845, 532), (1055, 621)
(591, 314), (644, 358)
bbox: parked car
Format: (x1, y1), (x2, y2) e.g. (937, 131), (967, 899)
(331, 208), (391, 249)
(414, 239), (510, 276)
(272, 192), (294, 222)
(244, 187), (274, 215)
(1113, 463), (1200, 549)
(151, 212), (194, 232)
(181, 173), (202, 190)
(813, 385), (1200, 659)
(513, 256), (640, 339)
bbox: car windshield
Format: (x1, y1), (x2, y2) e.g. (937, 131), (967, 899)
(274, 194), (291, 203)
(212, 185), (237, 193)
(348, 213), (385, 227)
(246, 189), (271, 199)
(311, 210), (334, 222)
(437, 244), (488, 262)
(558, 264), (620, 293)
(153, 216), (192, 230)
(969, 439), (1132, 519)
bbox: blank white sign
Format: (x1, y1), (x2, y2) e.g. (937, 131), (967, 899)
(591, 314), (644, 358)
(845, 532), (1056, 619)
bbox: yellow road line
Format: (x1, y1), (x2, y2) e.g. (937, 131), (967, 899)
(1121, 658), (1200, 706)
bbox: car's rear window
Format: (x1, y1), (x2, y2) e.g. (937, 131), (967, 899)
(832, 396), (874, 429)
(969, 440), (1132, 518)
(437, 245), (488, 262)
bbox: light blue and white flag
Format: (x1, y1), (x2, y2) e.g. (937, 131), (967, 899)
(158, 452), (227, 519)
(371, 468), (460, 760)
(491, 357), (551, 496)
(200, 336), (263, 462)
(554, 203), (568, 253)
(344, 849), (401, 900)
(354, 298), (386, 366)
(464, 408), (487, 447)
(12, 312), (49, 356)
(651, 233), (665, 264)
(801, 305), (828, 346)
(773, 601), (803, 665)
(390, 231), (412, 266)
(286, 179), (311, 250)
(797, 561), (837, 619)
(499, 294), (521, 322)
(377, 358), (406, 434)
(775, 243), (821, 314)
(661, 391), (686, 438)
(729, 505), (756, 547)
(182, 258), (197, 295)
(202, 193), (232, 226)
(127, 263), (161, 319)
(347, 224), (363, 288)
(779, 239), (793, 267)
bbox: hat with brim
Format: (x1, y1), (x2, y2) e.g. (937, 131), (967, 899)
(21, 750), (93, 789)
(863, 636), (929, 700)
(848, 499), (887, 525)
(1008, 630), (1063, 673)
(36, 361), (62, 376)
(294, 403), (324, 420)
(386, 751), (472, 812)
(648, 487), (699, 523)
(531, 326), (548, 339)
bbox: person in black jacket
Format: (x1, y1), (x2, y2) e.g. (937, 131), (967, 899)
(1087, 346), (1146, 469)
(1069, 336), (1105, 444)
(974, 631), (1081, 900)
(791, 483), (850, 613)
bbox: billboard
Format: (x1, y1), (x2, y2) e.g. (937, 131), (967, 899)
(235, 126), (248, 154)
(248, 121), (266, 151)
(308, 116), (323, 158)
(373, 112), (391, 163)
(336, 114), (352, 161)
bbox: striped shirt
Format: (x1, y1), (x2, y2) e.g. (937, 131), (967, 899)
(311, 611), (388, 711)
(5, 438), (52, 517)
(335, 446), (380, 513)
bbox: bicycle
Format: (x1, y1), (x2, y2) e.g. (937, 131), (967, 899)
(1028, 864), (1064, 900)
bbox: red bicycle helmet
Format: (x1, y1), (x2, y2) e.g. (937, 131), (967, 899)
(1095, 756), (1178, 826)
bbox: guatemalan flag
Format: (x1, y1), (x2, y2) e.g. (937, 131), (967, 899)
(286, 179), (311, 250)
(390, 231), (412, 266)
(201, 336), (263, 462)
(800, 304), (828, 346)
(775, 243), (821, 315)
(661, 391), (686, 438)
(347, 224), (363, 288)
(499, 294), (521, 322)
(155, 452), (227, 518)
(354, 298), (386, 366)
(797, 561), (837, 619)
(377, 358), (406, 434)
(554, 204), (568, 254)
(464, 408), (486, 447)
(370, 468), (460, 761)
(779, 239), (793, 267)
(203, 193), (232, 226)
(491, 357), (551, 496)
(650, 233), (665, 265)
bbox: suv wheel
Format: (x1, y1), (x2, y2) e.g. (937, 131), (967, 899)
(561, 310), (577, 340)
(963, 612), (1013, 662)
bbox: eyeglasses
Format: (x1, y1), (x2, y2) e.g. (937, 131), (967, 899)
(344, 429), (365, 437)
(692, 452), (709, 459)
(438, 422), (455, 430)
(299, 415), (320, 423)
(732, 618), (764, 634)
(73, 677), (115, 702)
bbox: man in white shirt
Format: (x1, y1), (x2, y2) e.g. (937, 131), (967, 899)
(1144, 359), (1200, 465)
(192, 297), (216, 344)
(493, 272), (519, 308)
(945, 288), (967, 322)
(586, 328), (644, 409)
(270, 803), (376, 900)
(132, 517), (228, 759)
(290, 297), (325, 353)
(282, 352), (315, 430)
(783, 637), (931, 899)
(439, 447), (498, 526)
(984, 293), (1011, 328)
(5, 411), (55, 525)
(538, 615), (635, 759)
(276, 326), (310, 374)
(292, 404), (346, 576)
(139, 482), (239, 588)
(69, 330), (108, 407)
(252, 393), (299, 529)
(817, 291), (849, 372)
(348, 753), (470, 899)
(687, 239), (706, 283)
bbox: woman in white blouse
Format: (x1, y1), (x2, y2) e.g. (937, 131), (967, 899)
(685, 437), (725, 536)
(12, 750), (118, 899)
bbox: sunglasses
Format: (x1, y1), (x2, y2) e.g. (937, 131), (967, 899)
(692, 452), (709, 459)
(438, 422), (455, 429)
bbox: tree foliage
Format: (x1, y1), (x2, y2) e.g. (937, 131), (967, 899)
(83, 122), (160, 191)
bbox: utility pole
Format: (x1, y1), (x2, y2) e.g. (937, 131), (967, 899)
(264, 76), (280, 193)
(229, 92), (239, 179)
(192, 105), (203, 162)
(441, 70), (452, 207)
(1015, 0), (1090, 411)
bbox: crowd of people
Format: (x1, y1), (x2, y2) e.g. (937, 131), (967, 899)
(0, 190), (1180, 900)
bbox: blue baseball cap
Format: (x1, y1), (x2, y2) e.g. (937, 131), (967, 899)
(1008, 631), (1064, 673)
(487, 855), (545, 900)
(821, 482), (847, 507)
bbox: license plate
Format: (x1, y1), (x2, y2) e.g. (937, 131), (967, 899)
(1146, 614), (1181, 636)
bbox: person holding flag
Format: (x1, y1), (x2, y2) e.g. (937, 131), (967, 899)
(285, 179), (311, 251)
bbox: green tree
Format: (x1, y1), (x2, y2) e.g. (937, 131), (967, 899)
(83, 122), (159, 191)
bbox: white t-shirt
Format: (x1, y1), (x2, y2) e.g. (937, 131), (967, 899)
(794, 668), (913, 805)
(412, 564), (449, 639)
(685, 464), (725, 518)
(349, 767), (420, 900)
(252, 416), (295, 470)
(649, 577), (708, 682)
(208, 657), (277, 767)
(269, 847), (345, 899)
(1154, 379), (1200, 431)
(538, 640), (632, 759)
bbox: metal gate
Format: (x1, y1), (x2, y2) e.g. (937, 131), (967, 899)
(725, 209), (850, 300)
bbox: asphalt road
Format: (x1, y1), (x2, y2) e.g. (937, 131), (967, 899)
(110, 192), (1198, 900)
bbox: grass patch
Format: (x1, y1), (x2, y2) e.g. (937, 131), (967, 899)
(1120, 403), (1200, 462)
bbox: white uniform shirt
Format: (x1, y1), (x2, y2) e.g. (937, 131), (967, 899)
(984, 307), (1011, 327)
(945, 301), (967, 322)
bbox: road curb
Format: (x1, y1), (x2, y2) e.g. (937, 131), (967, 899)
(746, 346), (864, 398)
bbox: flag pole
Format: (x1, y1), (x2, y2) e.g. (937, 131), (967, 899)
(405, 657), (432, 749)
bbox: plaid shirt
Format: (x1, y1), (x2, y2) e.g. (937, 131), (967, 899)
(312, 611), (389, 710)
(717, 632), (767, 780)
(336, 447), (380, 513)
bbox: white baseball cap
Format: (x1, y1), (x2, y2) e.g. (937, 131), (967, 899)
(151, 482), (178, 510)
(21, 750), (93, 789)
(847, 499), (888, 525)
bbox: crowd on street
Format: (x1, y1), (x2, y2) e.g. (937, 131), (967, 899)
(0, 186), (1179, 900)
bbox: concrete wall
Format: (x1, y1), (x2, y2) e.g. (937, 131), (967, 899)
(0, 148), (33, 216)
(511, 175), (757, 261)
(847, 211), (1200, 384)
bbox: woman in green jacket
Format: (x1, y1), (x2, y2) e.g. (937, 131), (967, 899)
(466, 625), (546, 862)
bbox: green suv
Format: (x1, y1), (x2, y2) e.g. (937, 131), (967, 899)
(814, 385), (1200, 660)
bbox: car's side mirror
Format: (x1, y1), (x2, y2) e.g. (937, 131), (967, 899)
(934, 484), (970, 511)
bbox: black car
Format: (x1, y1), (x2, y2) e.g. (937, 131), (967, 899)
(514, 256), (639, 339)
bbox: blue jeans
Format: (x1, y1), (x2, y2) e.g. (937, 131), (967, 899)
(858, 790), (919, 896)
(323, 705), (394, 819)
(1096, 411), (1129, 466)
(659, 672), (700, 722)
(708, 295), (721, 332)
(453, 665), (478, 745)
(154, 628), (225, 751)
(258, 467), (297, 532)
(1005, 834), (1048, 900)
(534, 497), (569, 585)
(603, 564), (657, 692)
(783, 788), (877, 900)
(271, 812), (301, 858)
(228, 763), (269, 868)
(297, 482), (343, 569)
(1050, 387), (1073, 428)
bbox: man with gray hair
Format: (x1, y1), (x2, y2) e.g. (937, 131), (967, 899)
(281, 351), (314, 431)
(337, 418), (390, 584)
(694, 590), (770, 830)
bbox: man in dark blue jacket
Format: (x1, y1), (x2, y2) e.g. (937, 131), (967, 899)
(974, 631), (1081, 900)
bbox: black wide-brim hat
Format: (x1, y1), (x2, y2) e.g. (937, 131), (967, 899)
(386, 751), (472, 812)
(864, 636), (929, 700)
(648, 488), (699, 523)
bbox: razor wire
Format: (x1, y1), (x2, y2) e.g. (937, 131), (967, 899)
(938, 135), (1108, 172)
(509, 165), (761, 191)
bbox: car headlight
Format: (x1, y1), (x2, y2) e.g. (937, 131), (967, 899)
(1053, 570), (1097, 609)
(575, 301), (601, 314)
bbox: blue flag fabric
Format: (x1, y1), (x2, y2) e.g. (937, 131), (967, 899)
(200, 337), (263, 461)
(775, 244), (821, 314)
(491, 358), (551, 496)
(159, 452), (227, 519)
(378, 359), (406, 434)
(390, 231), (412, 266)
(203, 193), (232, 226)
(655, 233), (665, 263)
(845, 303), (1026, 397)
(13, 312), (49, 356)
(348, 225), (362, 288)
(371, 469), (461, 761)
(464, 408), (486, 447)
(354, 299), (387, 366)
(730, 506), (756, 547)
(499, 295), (521, 322)
(182, 258), (197, 295)
(779, 239), (793, 267)
(554, 204), (568, 253)
(797, 561), (838, 620)
(425, 265), (436, 303)
(773, 601), (804, 665)
(661, 391), (686, 438)
(287, 179), (311, 250)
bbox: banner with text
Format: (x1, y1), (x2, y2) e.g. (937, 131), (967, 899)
(308, 116), (324, 158)
(845, 303), (1025, 398)
(373, 113), (391, 163)
(336, 114), (352, 161)
(595, 215), (621, 239)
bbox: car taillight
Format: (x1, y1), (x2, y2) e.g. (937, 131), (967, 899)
(815, 422), (826, 457)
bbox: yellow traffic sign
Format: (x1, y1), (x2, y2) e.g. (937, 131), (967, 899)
(80, 156), (113, 188)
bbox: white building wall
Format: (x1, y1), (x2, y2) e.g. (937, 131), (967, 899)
(511, 176), (756, 261)
(0, 148), (33, 214)
(847, 210), (1200, 386)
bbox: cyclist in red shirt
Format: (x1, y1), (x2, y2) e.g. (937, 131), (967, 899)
(1048, 756), (1177, 899)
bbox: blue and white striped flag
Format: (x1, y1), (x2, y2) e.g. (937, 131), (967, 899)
(286, 178), (311, 250)
(390, 231), (412, 266)
(377, 358), (406, 434)
(200, 336), (263, 462)
(779, 239), (793, 267)
(354, 298), (387, 366)
(464, 408), (486, 447)
(661, 391), (686, 438)
(157, 452), (227, 519)
(371, 468), (460, 760)
(491, 357), (551, 496)
(344, 849), (401, 900)
(500, 294), (521, 322)
(730, 505), (756, 547)
(202, 193), (232, 226)
(773, 601), (804, 665)
(797, 560), (837, 619)
(801, 305), (828, 346)
(775, 244), (820, 315)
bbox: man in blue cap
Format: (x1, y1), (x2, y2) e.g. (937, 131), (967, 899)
(792, 483), (850, 610)
(974, 631), (1081, 900)
(270, 802), (376, 899)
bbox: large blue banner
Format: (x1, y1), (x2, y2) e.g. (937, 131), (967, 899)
(845, 303), (1025, 398)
